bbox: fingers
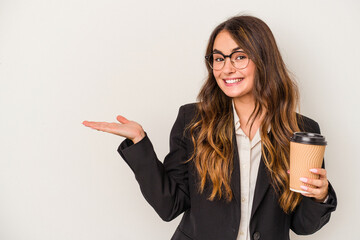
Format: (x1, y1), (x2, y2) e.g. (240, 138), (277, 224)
(300, 177), (325, 188)
(299, 168), (329, 201)
(82, 121), (98, 128)
(300, 168), (328, 188)
(300, 180), (328, 192)
(300, 181), (329, 200)
(82, 114), (130, 133)
(287, 167), (329, 201)
(83, 115), (144, 141)
(300, 185), (322, 196)
(82, 114), (130, 131)
(82, 121), (91, 126)
(310, 168), (327, 179)
(117, 115), (130, 124)
(82, 121), (115, 133)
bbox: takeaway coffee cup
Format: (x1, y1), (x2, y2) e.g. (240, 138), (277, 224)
(289, 132), (327, 194)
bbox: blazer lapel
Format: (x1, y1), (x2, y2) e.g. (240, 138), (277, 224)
(231, 131), (241, 206)
(231, 128), (272, 219)
(250, 131), (272, 220)
(250, 154), (271, 220)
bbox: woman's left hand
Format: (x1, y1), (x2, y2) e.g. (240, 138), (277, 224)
(299, 168), (329, 202)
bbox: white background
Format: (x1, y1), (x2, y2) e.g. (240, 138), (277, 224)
(0, 0), (359, 239)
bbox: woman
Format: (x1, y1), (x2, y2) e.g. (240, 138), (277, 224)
(83, 15), (337, 240)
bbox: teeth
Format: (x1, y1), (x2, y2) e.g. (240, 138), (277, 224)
(225, 78), (243, 84)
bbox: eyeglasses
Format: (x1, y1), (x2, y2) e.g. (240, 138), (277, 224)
(205, 51), (250, 70)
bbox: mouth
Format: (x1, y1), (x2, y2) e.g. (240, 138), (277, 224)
(223, 78), (244, 84)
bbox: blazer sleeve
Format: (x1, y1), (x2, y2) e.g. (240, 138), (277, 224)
(290, 118), (337, 234)
(117, 105), (191, 222)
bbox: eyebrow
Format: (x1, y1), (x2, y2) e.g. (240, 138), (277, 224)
(213, 47), (243, 53)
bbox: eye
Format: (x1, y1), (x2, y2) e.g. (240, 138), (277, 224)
(236, 55), (246, 60)
(212, 53), (224, 62)
(232, 52), (248, 61)
(214, 57), (224, 62)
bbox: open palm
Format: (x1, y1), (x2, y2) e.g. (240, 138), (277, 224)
(82, 115), (145, 144)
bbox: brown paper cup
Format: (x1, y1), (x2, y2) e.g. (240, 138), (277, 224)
(289, 132), (327, 194)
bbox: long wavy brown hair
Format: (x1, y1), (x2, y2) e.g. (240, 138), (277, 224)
(187, 15), (303, 214)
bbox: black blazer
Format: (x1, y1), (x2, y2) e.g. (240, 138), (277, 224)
(118, 103), (337, 240)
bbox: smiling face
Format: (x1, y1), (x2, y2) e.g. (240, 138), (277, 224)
(212, 30), (256, 102)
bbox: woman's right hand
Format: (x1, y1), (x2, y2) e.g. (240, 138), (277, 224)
(82, 115), (146, 144)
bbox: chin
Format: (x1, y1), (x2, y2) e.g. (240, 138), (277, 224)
(221, 89), (244, 98)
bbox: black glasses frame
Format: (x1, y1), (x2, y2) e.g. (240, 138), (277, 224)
(205, 50), (250, 70)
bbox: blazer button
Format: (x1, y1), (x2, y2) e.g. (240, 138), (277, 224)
(253, 232), (261, 240)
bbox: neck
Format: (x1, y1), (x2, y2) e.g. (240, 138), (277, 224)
(233, 96), (256, 125)
(233, 96), (264, 140)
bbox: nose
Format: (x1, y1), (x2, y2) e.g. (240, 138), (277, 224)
(222, 57), (236, 74)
